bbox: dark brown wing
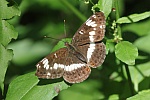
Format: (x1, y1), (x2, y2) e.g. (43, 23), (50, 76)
(63, 52), (91, 83)
(72, 12), (105, 45)
(76, 43), (106, 68)
(35, 48), (68, 79)
(36, 47), (91, 83)
(71, 12), (106, 68)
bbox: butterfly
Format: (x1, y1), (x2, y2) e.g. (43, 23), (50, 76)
(35, 12), (106, 83)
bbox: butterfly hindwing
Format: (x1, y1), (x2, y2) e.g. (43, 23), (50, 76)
(63, 51), (91, 83)
(75, 42), (106, 68)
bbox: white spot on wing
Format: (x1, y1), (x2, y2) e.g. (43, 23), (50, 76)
(47, 72), (51, 76)
(86, 19), (92, 26)
(89, 31), (95, 42)
(42, 58), (49, 70)
(79, 30), (83, 34)
(89, 36), (94, 42)
(42, 58), (47, 64)
(46, 65), (49, 70)
(64, 64), (85, 71)
(54, 53), (57, 58)
(86, 19), (97, 27)
(87, 43), (95, 62)
(54, 63), (65, 69)
(92, 15), (96, 18)
(58, 64), (65, 69)
(36, 64), (40, 68)
(54, 63), (58, 69)
(89, 31), (95, 35)
(99, 25), (103, 29)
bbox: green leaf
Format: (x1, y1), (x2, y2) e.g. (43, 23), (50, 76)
(115, 41), (138, 65)
(98, 0), (112, 18)
(6, 72), (69, 100)
(0, 44), (13, 93)
(51, 38), (72, 52)
(0, 0), (21, 19)
(6, 72), (39, 100)
(108, 94), (119, 100)
(117, 11), (150, 24)
(59, 80), (104, 100)
(126, 62), (150, 91)
(92, 0), (112, 18)
(0, 20), (18, 46)
(127, 90), (150, 100)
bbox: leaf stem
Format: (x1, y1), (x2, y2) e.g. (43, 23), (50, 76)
(124, 64), (135, 96)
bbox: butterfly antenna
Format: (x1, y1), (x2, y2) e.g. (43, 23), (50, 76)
(44, 36), (65, 43)
(63, 20), (68, 42)
(44, 19), (68, 43)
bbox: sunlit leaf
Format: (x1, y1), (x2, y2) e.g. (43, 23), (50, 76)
(51, 38), (72, 52)
(0, 0), (21, 19)
(0, 20), (18, 46)
(6, 72), (69, 100)
(92, 0), (112, 18)
(115, 41), (138, 65)
(134, 34), (150, 54)
(117, 11), (150, 24)
(127, 90), (150, 100)
(0, 45), (13, 93)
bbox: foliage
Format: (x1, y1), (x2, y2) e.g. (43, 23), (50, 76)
(0, 0), (150, 100)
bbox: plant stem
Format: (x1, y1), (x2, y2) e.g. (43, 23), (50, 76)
(114, 0), (122, 39)
(124, 64), (135, 96)
(60, 0), (86, 22)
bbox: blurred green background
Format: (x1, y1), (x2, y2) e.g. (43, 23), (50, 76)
(3, 0), (150, 100)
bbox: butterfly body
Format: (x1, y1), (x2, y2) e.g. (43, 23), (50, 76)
(36, 12), (106, 83)
(65, 42), (87, 63)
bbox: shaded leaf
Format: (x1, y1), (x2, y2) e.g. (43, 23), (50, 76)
(134, 34), (150, 54)
(127, 89), (150, 100)
(59, 80), (104, 100)
(122, 19), (150, 36)
(117, 11), (150, 24)
(126, 62), (150, 91)
(115, 41), (138, 65)
(8, 39), (52, 66)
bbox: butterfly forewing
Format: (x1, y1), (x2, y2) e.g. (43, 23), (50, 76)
(36, 47), (91, 83)
(36, 48), (67, 79)
(72, 12), (105, 45)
